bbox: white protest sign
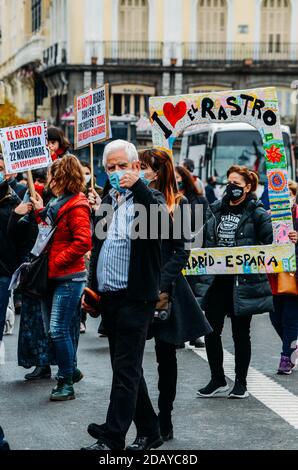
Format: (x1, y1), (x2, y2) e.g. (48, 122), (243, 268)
(74, 84), (110, 149)
(0, 121), (51, 174)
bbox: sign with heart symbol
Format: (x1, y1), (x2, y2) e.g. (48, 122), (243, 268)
(163, 101), (187, 128)
(149, 87), (296, 275)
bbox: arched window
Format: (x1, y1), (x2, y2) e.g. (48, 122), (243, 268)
(197, 0), (227, 43)
(119, 0), (148, 42)
(261, 0), (291, 55)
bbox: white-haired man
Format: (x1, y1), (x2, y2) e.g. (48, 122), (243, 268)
(82, 140), (165, 451)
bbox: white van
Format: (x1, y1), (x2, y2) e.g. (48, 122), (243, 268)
(180, 123), (295, 189)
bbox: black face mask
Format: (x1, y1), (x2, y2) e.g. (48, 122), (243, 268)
(226, 183), (245, 201)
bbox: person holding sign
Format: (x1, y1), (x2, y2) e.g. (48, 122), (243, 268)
(196, 166), (276, 399)
(0, 159), (20, 364)
(30, 156), (92, 401)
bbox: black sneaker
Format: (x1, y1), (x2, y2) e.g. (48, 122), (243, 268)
(228, 381), (249, 399)
(197, 379), (229, 397)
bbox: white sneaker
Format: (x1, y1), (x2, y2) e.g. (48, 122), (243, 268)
(0, 341), (5, 365)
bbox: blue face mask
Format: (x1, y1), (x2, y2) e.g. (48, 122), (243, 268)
(139, 170), (152, 186)
(178, 181), (184, 190)
(0, 172), (5, 184)
(108, 170), (127, 193)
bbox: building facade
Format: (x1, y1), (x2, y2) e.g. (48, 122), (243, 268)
(0, 0), (298, 130)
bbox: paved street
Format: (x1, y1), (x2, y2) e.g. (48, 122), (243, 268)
(1, 312), (298, 450)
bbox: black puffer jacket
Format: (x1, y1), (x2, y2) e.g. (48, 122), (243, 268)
(0, 183), (20, 276)
(195, 195), (274, 316)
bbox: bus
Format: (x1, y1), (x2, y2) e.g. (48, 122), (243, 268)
(180, 123), (295, 189)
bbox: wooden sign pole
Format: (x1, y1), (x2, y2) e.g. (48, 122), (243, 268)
(90, 142), (95, 191)
(27, 170), (36, 199)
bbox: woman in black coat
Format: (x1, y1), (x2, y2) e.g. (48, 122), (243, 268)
(175, 165), (209, 347)
(196, 165), (275, 399)
(129, 149), (212, 447)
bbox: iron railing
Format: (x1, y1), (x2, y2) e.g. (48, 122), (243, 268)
(183, 42), (298, 66)
(103, 41), (163, 65)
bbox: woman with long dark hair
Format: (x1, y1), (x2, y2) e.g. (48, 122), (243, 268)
(175, 165), (208, 231)
(127, 149), (211, 450)
(175, 165), (209, 348)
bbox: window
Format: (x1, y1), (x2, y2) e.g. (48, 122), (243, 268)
(197, 0), (227, 55)
(119, 0), (148, 42)
(32, 0), (41, 33)
(261, 0), (291, 56)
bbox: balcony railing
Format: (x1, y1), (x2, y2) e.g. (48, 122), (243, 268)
(43, 42), (67, 67)
(103, 41), (163, 65)
(183, 42), (298, 66)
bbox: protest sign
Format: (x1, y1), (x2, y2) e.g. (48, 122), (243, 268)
(74, 84), (110, 149)
(0, 121), (50, 174)
(149, 87), (296, 274)
(183, 244), (296, 276)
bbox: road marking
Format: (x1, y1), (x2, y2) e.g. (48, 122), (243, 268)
(190, 346), (298, 429)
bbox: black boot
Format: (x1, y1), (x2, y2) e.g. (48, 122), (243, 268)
(24, 366), (51, 381)
(158, 413), (173, 441)
(50, 377), (75, 401)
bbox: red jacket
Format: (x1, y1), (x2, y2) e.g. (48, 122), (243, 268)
(38, 193), (92, 279)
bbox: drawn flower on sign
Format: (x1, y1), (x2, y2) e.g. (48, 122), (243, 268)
(266, 145), (282, 163)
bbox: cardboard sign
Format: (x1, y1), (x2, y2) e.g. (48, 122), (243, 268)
(74, 84), (110, 149)
(183, 244), (296, 276)
(149, 87), (296, 274)
(0, 121), (50, 174)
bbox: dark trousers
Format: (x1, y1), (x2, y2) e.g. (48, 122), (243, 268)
(99, 292), (159, 449)
(134, 338), (177, 436)
(205, 277), (252, 386)
(270, 295), (298, 358)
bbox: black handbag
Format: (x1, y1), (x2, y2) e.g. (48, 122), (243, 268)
(18, 251), (49, 298)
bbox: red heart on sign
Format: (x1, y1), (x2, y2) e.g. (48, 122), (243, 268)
(163, 101), (187, 128)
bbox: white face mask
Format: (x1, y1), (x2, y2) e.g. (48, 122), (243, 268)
(85, 175), (91, 184)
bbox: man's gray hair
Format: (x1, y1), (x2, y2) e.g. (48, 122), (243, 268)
(102, 139), (138, 168)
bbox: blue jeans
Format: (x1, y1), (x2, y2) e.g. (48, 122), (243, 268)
(41, 280), (84, 378)
(0, 276), (11, 341)
(270, 295), (298, 358)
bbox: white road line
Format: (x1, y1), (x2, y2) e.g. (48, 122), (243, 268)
(190, 346), (298, 429)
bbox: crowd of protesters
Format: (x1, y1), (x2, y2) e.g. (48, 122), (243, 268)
(0, 128), (297, 451)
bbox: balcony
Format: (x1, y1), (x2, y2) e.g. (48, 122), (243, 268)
(43, 42), (67, 68)
(103, 41), (163, 66)
(183, 42), (298, 67)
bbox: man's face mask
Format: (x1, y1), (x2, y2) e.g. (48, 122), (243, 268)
(108, 170), (127, 193)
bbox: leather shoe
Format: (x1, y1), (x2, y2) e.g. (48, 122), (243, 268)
(24, 366), (51, 380)
(126, 436), (163, 451)
(81, 441), (110, 451)
(87, 422), (106, 440)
